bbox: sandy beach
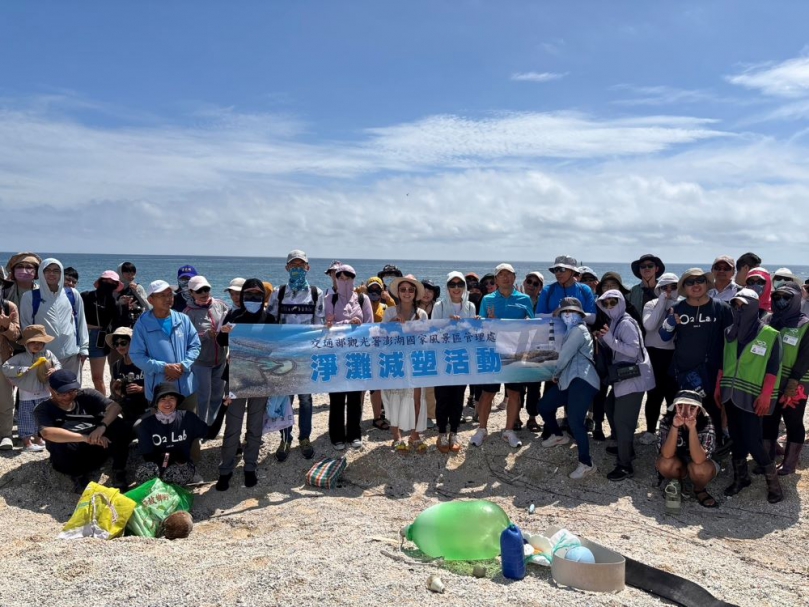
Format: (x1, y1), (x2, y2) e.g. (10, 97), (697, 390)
(0, 364), (806, 607)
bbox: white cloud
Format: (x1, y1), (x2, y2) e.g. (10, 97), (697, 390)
(611, 84), (740, 106)
(2, 96), (809, 263)
(727, 56), (809, 97)
(510, 72), (567, 83)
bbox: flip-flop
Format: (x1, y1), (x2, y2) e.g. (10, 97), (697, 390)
(695, 488), (718, 508)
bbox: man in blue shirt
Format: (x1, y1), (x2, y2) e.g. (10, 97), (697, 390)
(471, 263), (534, 449)
(536, 255), (596, 324)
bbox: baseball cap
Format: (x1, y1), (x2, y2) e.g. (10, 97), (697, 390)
(732, 288), (760, 305)
(49, 369), (81, 393)
(286, 250), (308, 264)
(225, 278), (246, 293)
(177, 265), (197, 279)
(188, 276), (211, 291)
(147, 279), (172, 297)
(495, 263), (516, 275)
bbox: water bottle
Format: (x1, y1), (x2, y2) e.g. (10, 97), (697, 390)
(401, 500), (510, 561)
(500, 523), (526, 580)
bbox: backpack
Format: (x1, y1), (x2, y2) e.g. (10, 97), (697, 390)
(277, 285), (320, 323)
(331, 292), (365, 309)
(32, 287), (80, 345)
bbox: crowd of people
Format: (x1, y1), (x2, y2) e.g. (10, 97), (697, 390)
(0, 250), (806, 511)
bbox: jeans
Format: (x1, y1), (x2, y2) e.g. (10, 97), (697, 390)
(539, 379), (598, 466)
(192, 361), (226, 426)
(281, 393), (312, 442)
(645, 347), (677, 433)
(606, 390), (643, 468)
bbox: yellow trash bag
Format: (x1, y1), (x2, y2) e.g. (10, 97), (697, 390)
(59, 481), (137, 540)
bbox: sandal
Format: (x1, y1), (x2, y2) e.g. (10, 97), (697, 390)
(394, 440), (410, 453)
(372, 416), (391, 431)
(410, 439), (428, 454)
(526, 419), (542, 433)
(695, 488), (718, 509)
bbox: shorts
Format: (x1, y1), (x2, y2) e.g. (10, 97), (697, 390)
(88, 328), (108, 359)
(481, 383), (525, 394)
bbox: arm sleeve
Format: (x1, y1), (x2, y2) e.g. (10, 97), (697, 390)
(361, 296), (373, 323)
(1, 354), (26, 381)
(128, 319), (166, 376)
(790, 330), (809, 381)
(181, 317), (201, 371)
(601, 318), (642, 359)
(765, 338), (782, 377)
(643, 297), (669, 333)
(0, 300), (20, 344)
(73, 289), (90, 355)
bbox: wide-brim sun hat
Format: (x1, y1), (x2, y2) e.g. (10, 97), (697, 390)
(390, 275), (425, 301)
(598, 271), (630, 296)
(18, 324), (55, 346)
(654, 272), (680, 297)
(105, 326), (133, 349)
(93, 270), (123, 292)
(152, 383), (186, 408)
(677, 268), (715, 297)
(667, 390), (707, 413)
(548, 255), (578, 273)
(631, 254), (665, 279)
(772, 267), (799, 282)
(553, 297), (585, 317)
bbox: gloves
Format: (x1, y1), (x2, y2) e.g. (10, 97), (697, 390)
(714, 370), (723, 408)
(779, 384), (806, 409)
(662, 314), (677, 333)
(754, 374), (777, 416)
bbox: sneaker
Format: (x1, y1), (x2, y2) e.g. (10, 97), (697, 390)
(0, 437), (12, 450)
(333, 442), (346, 451)
(437, 434), (450, 454)
(426, 418), (435, 429)
(299, 438), (315, 459)
(569, 462), (597, 480)
(470, 428), (488, 447)
(638, 432), (657, 446)
(448, 433), (461, 453)
(23, 442), (45, 452)
(542, 434), (570, 448)
(275, 440), (291, 462)
(607, 466), (634, 482)
(349, 439), (362, 449)
(502, 430), (522, 448)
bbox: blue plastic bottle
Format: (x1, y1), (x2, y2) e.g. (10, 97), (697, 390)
(500, 523), (526, 580)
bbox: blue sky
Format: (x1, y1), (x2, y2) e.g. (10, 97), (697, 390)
(2, 1), (809, 263)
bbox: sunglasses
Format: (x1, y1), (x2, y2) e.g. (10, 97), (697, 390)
(242, 295), (264, 303)
(524, 279), (541, 287)
(192, 287), (211, 294)
(399, 286), (417, 293)
(481, 281), (494, 288)
(639, 263), (656, 270)
(683, 276), (708, 287)
(773, 275), (792, 282)
(601, 298), (619, 308)
(336, 272), (356, 279)
(581, 275), (597, 283)
(113, 339), (130, 347)
(771, 293), (794, 302)
(746, 279), (766, 286)
(712, 264), (733, 272)
(466, 281), (479, 289)
(447, 281), (465, 289)
(550, 267), (569, 274)
(661, 284), (678, 292)
(732, 300), (746, 309)
(368, 288), (382, 295)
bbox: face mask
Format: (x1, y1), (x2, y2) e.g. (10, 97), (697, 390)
(14, 268), (35, 282)
(772, 280), (787, 290)
(244, 301), (263, 313)
(748, 284), (765, 296)
(561, 312), (582, 328)
(773, 297), (790, 311)
(468, 292), (482, 304)
(337, 280), (355, 300)
(368, 292), (381, 302)
(288, 267), (308, 290)
(98, 282), (116, 294)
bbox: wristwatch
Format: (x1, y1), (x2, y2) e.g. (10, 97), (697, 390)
(98, 421), (108, 430)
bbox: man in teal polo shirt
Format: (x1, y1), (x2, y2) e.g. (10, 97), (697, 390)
(471, 263), (534, 449)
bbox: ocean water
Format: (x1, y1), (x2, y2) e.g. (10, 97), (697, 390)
(4, 252), (808, 296)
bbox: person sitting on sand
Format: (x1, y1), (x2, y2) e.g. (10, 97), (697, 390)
(35, 369), (131, 492)
(656, 390), (719, 509)
(135, 383), (209, 486)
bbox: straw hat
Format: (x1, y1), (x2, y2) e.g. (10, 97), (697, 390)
(105, 326), (133, 349)
(390, 275), (425, 300)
